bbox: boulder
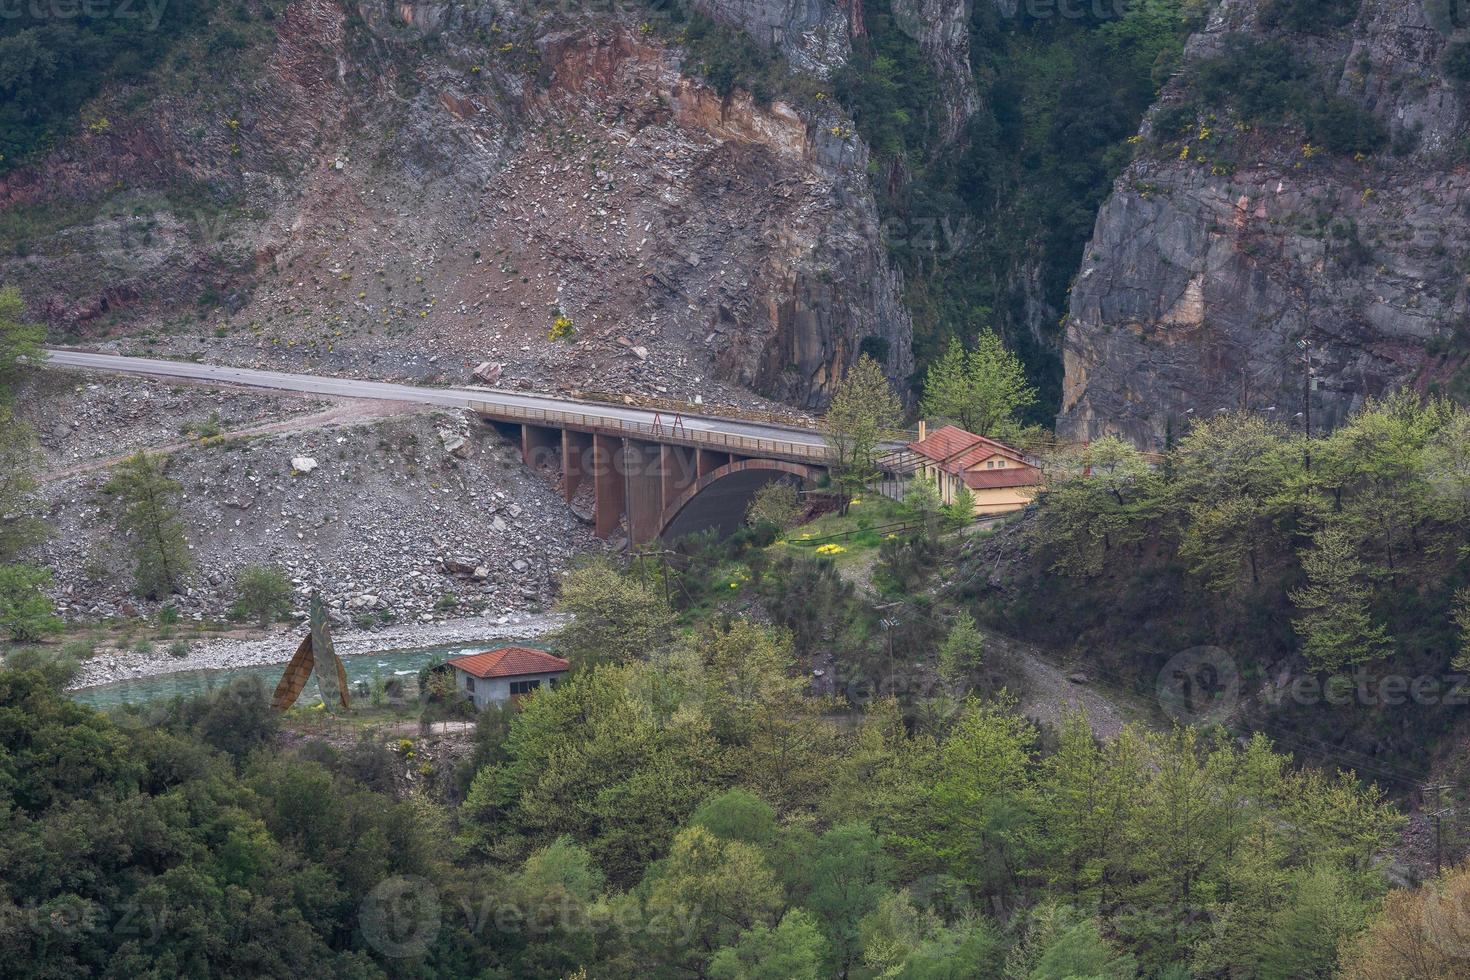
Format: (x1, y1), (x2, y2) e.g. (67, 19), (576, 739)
(291, 457), (318, 475)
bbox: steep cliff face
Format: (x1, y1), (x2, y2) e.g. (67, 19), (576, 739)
(0, 1), (910, 408)
(1059, 0), (1470, 448)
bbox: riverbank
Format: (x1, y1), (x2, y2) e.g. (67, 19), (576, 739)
(67, 611), (568, 690)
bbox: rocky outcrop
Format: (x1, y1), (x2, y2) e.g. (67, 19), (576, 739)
(1058, 0), (1470, 448)
(692, 0), (858, 76)
(0, 4), (910, 410)
(891, 0), (980, 141)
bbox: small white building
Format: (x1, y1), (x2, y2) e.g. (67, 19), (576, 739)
(445, 647), (570, 709)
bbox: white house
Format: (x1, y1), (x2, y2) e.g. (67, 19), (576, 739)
(445, 646), (570, 709)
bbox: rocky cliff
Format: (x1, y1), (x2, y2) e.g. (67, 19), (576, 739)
(1058, 0), (1470, 448)
(0, 0), (910, 408)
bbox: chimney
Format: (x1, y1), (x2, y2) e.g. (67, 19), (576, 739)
(918, 420), (927, 442)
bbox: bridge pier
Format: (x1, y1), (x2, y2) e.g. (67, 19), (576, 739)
(521, 424), (559, 469)
(696, 448), (732, 478)
(562, 430), (592, 504)
(592, 434), (626, 539)
(660, 445), (697, 510)
(624, 439), (665, 545)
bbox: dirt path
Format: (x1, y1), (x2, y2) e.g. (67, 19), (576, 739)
(981, 628), (1148, 741)
(39, 398), (424, 482)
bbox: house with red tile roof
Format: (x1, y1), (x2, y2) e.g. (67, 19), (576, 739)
(445, 646), (570, 709)
(907, 424), (1044, 517)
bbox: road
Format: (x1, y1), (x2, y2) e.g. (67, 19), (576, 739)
(41, 349), (834, 460)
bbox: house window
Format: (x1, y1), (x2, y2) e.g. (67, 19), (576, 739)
(509, 679), (542, 696)
(465, 675), (475, 692)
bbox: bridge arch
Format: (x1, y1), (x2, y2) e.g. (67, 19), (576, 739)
(657, 459), (820, 542)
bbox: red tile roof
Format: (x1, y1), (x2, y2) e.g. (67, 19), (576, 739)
(907, 425), (1041, 491)
(446, 647), (570, 679)
(959, 468), (1041, 490)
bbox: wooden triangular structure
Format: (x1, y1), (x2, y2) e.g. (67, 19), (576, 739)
(270, 593), (350, 713)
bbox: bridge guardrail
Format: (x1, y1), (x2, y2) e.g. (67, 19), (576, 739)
(467, 399), (837, 463)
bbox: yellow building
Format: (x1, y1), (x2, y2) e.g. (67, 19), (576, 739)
(907, 424), (1044, 517)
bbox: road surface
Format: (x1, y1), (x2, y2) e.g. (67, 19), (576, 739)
(41, 349), (834, 459)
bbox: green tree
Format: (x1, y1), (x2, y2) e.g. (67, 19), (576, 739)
(1031, 436), (1159, 578)
(902, 472), (944, 539)
(943, 485), (976, 528)
(1452, 587), (1470, 673)
(550, 558), (675, 667)
(0, 564), (60, 641)
(920, 331), (1037, 438)
(709, 909), (827, 980)
(1291, 522), (1392, 672)
(231, 564), (293, 625)
(745, 480), (804, 532)
(1028, 913), (1136, 980)
(937, 610), (984, 682)
(0, 285), (44, 392)
(1257, 865), (1368, 980)
(104, 452), (190, 599)
(639, 824), (785, 974)
(0, 408), (47, 559)
(796, 822), (892, 977)
(824, 353), (903, 508)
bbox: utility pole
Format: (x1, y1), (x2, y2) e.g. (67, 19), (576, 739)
(1297, 338), (1314, 470)
(1424, 782), (1453, 873)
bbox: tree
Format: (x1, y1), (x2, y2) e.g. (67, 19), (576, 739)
(0, 408), (47, 560)
(937, 610), (984, 681)
(796, 822), (892, 977)
(1341, 861), (1470, 980)
(1030, 436), (1158, 578)
(1256, 865), (1369, 980)
(550, 558), (675, 667)
(745, 480), (804, 532)
(824, 353), (903, 508)
(231, 565), (293, 626)
(1028, 913), (1136, 980)
(1453, 588), (1470, 673)
(0, 564), (60, 641)
(920, 330), (1037, 437)
(943, 485), (976, 529)
(0, 285), (44, 392)
(1291, 522), (1392, 672)
(709, 910), (827, 980)
(639, 825), (784, 974)
(104, 452), (190, 599)
(902, 472), (944, 539)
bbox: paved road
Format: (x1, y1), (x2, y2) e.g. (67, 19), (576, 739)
(42, 349), (833, 458)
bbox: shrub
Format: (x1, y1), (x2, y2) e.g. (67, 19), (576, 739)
(1444, 41), (1470, 85)
(745, 481), (804, 532)
(0, 564), (61, 642)
(230, 565), (293, 626)
(1305, 96), (1386, 155)
(1259, 0), (1360, 32)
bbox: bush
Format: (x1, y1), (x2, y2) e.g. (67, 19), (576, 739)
(1259, 0), (1360, 32)
(1305, 96), (1386, 155)
(0, 564), (61, 641)
(1190, 39), (1308, 124)
(745, 481), (804, 532)
(1444, 41), (1470, 85)
(230, 565), (292, 626)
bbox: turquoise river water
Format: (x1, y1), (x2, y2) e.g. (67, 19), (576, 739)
(69, 639), (539, 711)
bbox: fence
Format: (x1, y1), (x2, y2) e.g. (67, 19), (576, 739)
(466, 398), (837, 464)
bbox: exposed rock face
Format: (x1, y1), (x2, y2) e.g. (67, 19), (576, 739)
(0, 3), (909, 409)
(890, 0), (980, 142)
(692, 0), (858, 76)
(1058, 0), (1470, 448)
